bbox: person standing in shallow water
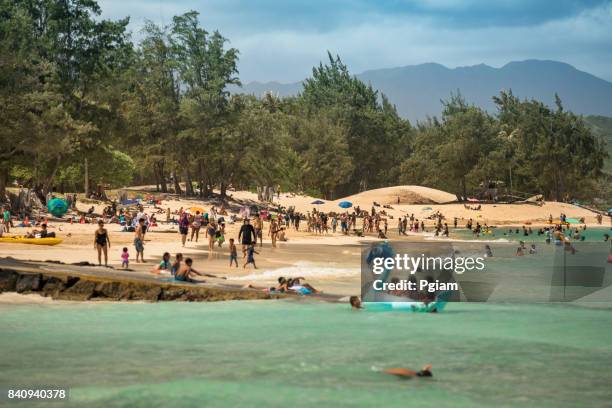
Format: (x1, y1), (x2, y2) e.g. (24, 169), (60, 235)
(94, 220), (110, 266)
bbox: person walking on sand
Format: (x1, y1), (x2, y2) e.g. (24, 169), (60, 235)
(94, 220), (111, 266)
(190, 211), (202, 242)
(243, 243), (259, 269)
(229, 238), (238, 268)
(178, 212), (189, 247)
(269, 218), (279, 248)
(3, 206), (11, 233)
(134, 218), (145, 263)
(238, 219), (255, 251)
(253, 214), (263, 247)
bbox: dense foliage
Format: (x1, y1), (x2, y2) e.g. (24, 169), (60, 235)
(0, 1), (608, 205)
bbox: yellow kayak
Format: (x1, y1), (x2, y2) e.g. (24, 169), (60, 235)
(0, 236), (63, 246)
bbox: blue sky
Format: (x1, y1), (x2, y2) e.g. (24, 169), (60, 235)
(98, 0), (612, 83)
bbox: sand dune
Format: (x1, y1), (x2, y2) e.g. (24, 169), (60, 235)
(334, 185), (456, 206)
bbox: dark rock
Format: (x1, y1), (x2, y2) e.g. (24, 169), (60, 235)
(94, 282), (123, 299)
(159, 287), (187, 301)
(0, 269), (19, 292)
(15, 273), (42, 292)
(63, 280), (97, 300)
(42, 277), (67, 294)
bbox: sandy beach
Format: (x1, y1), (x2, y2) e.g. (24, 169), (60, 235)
(0, 185), (607, 297)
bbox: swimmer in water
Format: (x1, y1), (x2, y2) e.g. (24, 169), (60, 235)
(384, 364), (432, 378)
(349, 296), (362, 309)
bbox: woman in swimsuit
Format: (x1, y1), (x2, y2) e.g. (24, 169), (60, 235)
(269, 219), (279, 248)
(94, 220), (110, 266)
(179, 213), (190, 247)
(190, 211), (202, 242)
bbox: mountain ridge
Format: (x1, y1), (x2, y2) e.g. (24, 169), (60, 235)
(232, 60), (612, 122)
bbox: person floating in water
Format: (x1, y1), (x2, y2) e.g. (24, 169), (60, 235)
(349, 296), (362, 309)
(384, 364), (433, 378)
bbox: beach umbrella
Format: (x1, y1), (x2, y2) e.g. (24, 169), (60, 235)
(47, 198), (68, 217)
(338, 201), (352, 209)
(311, 200), (325, 205)
(186, 206), (205, 214)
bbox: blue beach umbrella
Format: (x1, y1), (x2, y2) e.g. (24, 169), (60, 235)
(47, 198), (69, 217)
(338, 201), (352, 208)
(311, 200), (325, 205)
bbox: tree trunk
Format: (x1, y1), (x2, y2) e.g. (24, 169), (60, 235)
(153, 162), (161, 192)
(220, 181), (227, 198)
(173, 171), (182, 195)
(42, 155), (62, 198)
(0, 167), (8, 203)
(84, 158), (89, 196)
(159, 160), (168, 193)
(184, 169), (194, 196)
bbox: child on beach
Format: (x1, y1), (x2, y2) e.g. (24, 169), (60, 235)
(243, 243), (259, 269)
(152, 252), (172, 274)
(171, 253), (183, 276)
(175, 258), (204, 282)
(229, 238), (238, 268)
(121, 247), (129, 269)
(134, 218), (145, 263)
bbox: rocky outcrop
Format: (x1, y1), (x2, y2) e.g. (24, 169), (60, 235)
(0, 268), (276, 302)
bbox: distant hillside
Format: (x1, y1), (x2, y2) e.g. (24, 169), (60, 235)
(585, 115), (612, 173)
(233, 60), (612, 123)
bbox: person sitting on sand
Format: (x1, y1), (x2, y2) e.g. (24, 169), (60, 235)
(174, 258), (204, 282)
(171, 253), (183, 276)
(287, 277), (319, 294)
(152, 252), (172, 274)
(39, 223), (55, 238)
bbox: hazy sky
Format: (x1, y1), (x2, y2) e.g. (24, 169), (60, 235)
(98, 0), (612, 83)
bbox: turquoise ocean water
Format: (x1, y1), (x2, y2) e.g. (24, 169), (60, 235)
(1, 298), (612, 407)
(451, 226), (612, 243)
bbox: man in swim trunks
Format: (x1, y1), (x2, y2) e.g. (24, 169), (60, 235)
(134, 218), (145, 263)
(238, 219), (255, 251)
